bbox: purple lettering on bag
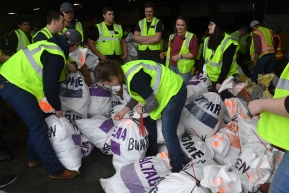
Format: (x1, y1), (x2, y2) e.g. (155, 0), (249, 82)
(139, 157), (153, 168)
(111, 140), (121, 156)
(71, 134), (81, 145)
(120, 163), (146, 192)
(99, 119), (114, 134)
(187, 80), (201, 86)
(89, 87), (111, 97)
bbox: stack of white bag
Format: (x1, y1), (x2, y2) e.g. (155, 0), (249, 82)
(181, 92), (225, 139)
(180, 134), (214, 162)
(186, 74), (212, 104)
(212, 98), (249, 165)
(87, 84), (119, 117)
(60, 72), (90, 118)
(75, 116), (115, 155)
(45, 115), (82, 171)
(110, 118), (149, 171)
(100, 153), (172, 193)
(156, 120), (185, 144)
(201, 164), (242, 193)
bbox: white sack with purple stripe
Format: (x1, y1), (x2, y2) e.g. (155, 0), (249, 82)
(100, 156), (172, 193)
(75, 116), (115, 155)
(45, 115), (82, 171)
(60, 72), (90, 118)
(181, 92), (225, 139)
(110, 119), (149, 171)
(87, 84), (119, 118)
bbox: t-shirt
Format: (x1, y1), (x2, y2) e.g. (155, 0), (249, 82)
(88, 23), (124, 57)
(169, 34), (198, 65)
(134, 19), (163, 59)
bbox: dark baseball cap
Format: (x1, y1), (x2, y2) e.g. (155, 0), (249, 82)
(62, 29), (83, 46)
(60, 2), (74, 12)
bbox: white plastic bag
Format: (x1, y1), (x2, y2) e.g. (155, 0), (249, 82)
(181, 92), (225, 139)
(85, 49), (99, 69)
(206, 132), (230, 157)
(63, 110), (83, 122)
(80, 134), (95, 158)
(110, 119), (149, 171)
(100, 155), (172, 193)
(180, 134), (214, 162)
(87, 84), (119, 117)
(69, 47), (88, 69)
(45, 115), (82, 171)
(75, 116), (115, 155)
(201, 164), (242, 193)
(156, 119), (185, 144)
(186, 74), (212, 104)
(60, 72), (90, 118)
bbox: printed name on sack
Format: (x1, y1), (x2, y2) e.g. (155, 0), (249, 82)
(65, 113), (82, 121)
(128, 135), (149, 151)
(63, 76), (84, 87)
(139, 157), (161, 187)
(111, 127), (127, 141)
(235, 158), (250, 173)
(147, 177), (165, 193)
(181, 136), (205, 159)
(195, 95), (221, 116)
(48, 125), (56, 138)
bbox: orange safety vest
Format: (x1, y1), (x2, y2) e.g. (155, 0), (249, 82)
(274, 34), (282, 60)
(250, 26), (274, 61)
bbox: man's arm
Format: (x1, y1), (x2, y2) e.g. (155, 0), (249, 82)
(87, 39), (107, 61)
(134, 31), (153, 43)
(0, 49), (10, 63)
(8, 31), (18, 55)
(120, 39), (128, 60)
(140, 32), (162, 44)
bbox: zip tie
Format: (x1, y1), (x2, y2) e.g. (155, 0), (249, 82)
(250, 128), (271, 151)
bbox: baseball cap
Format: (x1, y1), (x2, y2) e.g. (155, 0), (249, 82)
(250, 20), (260, 28)
(240, 25), (250, 32)
(60, 2), (74, 12)
(62, 29), (83, 46)
(272, 25), (282, 33)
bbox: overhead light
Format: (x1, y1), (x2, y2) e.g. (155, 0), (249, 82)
(33, 8), (40, 10)
(73, 3), (79, 6)
(8, 12), (16, 14)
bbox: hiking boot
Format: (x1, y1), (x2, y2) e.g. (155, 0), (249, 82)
(0, 174), (17, 188)
(49, 169), (79, 179)
(28, 159), (41, 168)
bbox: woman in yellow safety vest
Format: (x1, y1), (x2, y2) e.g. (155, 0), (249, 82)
(248, 63), (289, 192)
(200, 15), (239, 100)
(94, 59), (187, 172)
(160, 15), (198, 83)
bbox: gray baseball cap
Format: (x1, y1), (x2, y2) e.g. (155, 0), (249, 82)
(60, 2), (74, 12)
(250, 20), (260, 28)
(62, 29), (83, 46)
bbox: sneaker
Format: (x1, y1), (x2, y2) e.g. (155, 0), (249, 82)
(49, 169), (79, 179)
(28, 159), (41, 168)
(0, 174), (17, 188)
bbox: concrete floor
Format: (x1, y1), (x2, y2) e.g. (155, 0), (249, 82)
(0, 117), (115, 193)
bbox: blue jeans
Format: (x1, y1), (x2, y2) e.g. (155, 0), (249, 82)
(269, 151), (289, 193)
(169, 65), (191, 83)
(162, 83), (187, 172)
(252, 53), (275, 83)
(0, 79), (65, 175)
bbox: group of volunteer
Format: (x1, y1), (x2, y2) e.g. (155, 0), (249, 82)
(0, 0), (288, 192)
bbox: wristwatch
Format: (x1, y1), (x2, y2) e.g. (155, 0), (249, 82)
(180, 54), (183, 59)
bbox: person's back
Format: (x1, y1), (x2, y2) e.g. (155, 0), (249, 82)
(33, 11), (65, 43)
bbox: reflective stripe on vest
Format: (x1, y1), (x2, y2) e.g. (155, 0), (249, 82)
(33, 27), (53, 42)
(0, 41), (66, 101)
(138, 17), (162, 51)
(122, 60), (183, 120)
(95, 22), (122, 55)
(13, 29), (31, 51)
(204, 34), (239, 82)
(250, 27), (274, 61)
(165, 31), (195, 73)
(257, 62), (289, 150)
